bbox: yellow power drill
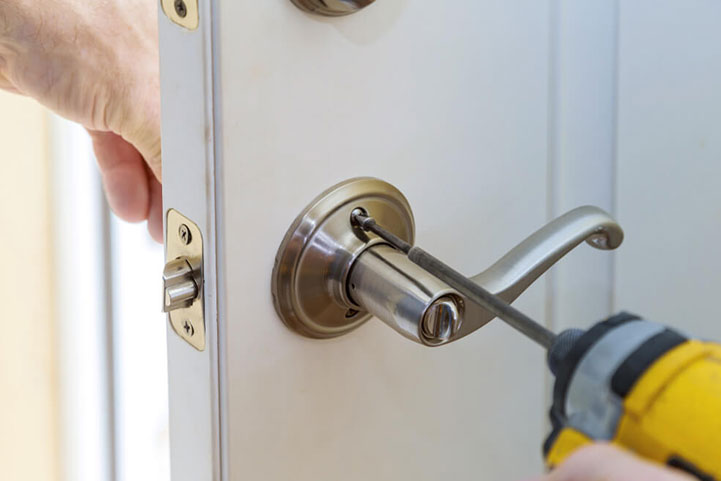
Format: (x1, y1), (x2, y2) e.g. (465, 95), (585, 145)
(353, 211), (721, 480)
(544, 312), (721, 479)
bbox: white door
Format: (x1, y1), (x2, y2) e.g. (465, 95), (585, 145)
(157, 1), (721, 480)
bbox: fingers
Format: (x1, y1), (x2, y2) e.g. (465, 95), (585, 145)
(121, 114), (162, 182)
(542, 444), (696, 481)
(0, 70), (22, 95)
(90, 130), (164, 243)
(91, 130), (164, 243)
(90, 130), (150, 223)
(134, 123), (162, 183)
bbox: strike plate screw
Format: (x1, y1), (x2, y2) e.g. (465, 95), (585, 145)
(174, 0), (188, 18)
(183, 320), (195, 337)
(179, 224), (192, 245)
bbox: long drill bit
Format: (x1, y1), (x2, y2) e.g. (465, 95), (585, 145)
(351, 209), (557, 349)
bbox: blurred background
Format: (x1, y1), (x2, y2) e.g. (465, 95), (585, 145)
(0, 92), (170, 481)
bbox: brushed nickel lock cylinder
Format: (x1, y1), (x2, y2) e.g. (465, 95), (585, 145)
(271, 178), (624, 347)
(421, 296), (464, 345)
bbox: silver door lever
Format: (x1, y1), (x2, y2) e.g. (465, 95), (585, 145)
(350, 208), (621, 348)
(271, 178), (623, 347)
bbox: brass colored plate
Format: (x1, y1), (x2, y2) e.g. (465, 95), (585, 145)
(272, 177), (415, 339)
(290, 0), (376, 16)
(161, 0), (199, 31)
(166, 209), (205, 351)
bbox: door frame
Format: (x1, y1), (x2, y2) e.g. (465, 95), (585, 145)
(158, 0), (223, 479)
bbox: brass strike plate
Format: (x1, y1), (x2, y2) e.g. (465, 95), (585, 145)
(161, 0), (199, 31)
(166, 209), (205, 351)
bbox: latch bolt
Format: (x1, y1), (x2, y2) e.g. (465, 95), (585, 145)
(163, 258), (199, 312)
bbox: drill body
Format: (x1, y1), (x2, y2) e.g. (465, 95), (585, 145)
(545, 313), (721, 480)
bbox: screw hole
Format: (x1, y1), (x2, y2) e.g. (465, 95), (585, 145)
(351, 284), (356, 290)
(345, 309), (359, 319)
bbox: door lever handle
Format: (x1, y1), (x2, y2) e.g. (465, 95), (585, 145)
(350, 206), (623, 346)
(469, 205), (623, 304)
(271, 178), (623, 347)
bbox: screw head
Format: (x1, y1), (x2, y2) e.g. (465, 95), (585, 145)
(179, 224), (192, 245)
(183, 320), (195, 337)
(174, 0), (188, 18)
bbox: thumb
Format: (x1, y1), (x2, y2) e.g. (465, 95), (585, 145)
(89, 130), (150, 223)
(546, 444), (696, 481)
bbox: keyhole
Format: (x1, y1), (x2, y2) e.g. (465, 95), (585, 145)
(421, 296), (463, 345)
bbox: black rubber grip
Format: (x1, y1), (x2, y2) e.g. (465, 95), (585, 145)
(668, 456), (716, 481)
(552, 312), (642, 416)
(611, 329), (687, 398)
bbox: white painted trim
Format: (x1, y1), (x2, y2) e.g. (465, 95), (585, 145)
(158, 0), (221, 478)
(209, 0), (229, 478)
(50, 116), (115, 481)
(547, 0), (620, 333)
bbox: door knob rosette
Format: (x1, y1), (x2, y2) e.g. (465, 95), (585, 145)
(271, 178), (623, 347)
(290, 0), (375, 16)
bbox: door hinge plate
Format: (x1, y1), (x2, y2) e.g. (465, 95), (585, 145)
(164, 209), (205, 351)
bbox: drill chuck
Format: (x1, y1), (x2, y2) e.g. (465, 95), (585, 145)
(547, 328), (585, 376)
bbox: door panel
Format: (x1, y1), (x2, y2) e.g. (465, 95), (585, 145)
(160, 2), (721, 480)
(615, 1), (721, 338)
(216, 2), (550, 479)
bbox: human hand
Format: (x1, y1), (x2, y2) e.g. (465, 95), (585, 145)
(525, 444), (695, 481)
(0, 0), (162, 241)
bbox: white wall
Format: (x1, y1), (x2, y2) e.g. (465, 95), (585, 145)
(0, 92), (59, 481)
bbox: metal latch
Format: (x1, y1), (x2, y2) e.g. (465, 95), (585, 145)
(164, 209), (205, 351)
